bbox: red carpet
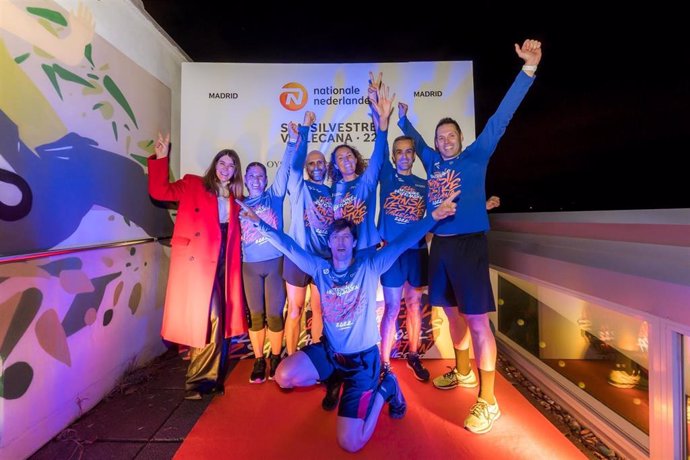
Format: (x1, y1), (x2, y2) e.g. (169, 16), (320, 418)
(175, 359), (585, 459)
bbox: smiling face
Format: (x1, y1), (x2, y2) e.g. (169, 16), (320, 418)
(335, 146), (358, 180)
(392, 138), (415, 175)
(244, 164), (267, 198)
(215, 154), (236, 183)
(434, 123), (464, 160)
(306, 150), (326, 183)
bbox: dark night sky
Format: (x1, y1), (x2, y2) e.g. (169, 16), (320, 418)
(141, 3), (689, 212)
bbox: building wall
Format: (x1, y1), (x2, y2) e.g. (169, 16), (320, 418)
(0, 1), (186, 457)
(488, 209), (690, 458)
(489, 209), (690, 327)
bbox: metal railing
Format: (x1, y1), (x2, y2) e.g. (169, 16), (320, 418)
(0, 236), (171, 264)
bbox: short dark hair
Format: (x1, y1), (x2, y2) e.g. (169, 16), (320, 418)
(392, 136), (415, 161)
(245, 161), (267, 176)
(434, 117), (462, 140)
(328, 218), (357, 241)
(392, 135), (415, 150)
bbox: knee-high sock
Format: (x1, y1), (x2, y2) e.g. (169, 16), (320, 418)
(478, 369), (496, 405)
(455, 348), (471, 376)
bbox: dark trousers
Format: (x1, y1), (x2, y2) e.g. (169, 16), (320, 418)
(185, 223), (228, 391)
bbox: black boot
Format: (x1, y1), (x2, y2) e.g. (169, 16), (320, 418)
(322, 376), (343, 411)
(269, 353), (282, 380)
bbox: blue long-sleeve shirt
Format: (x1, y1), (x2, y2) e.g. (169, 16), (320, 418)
(256, 214), (436, 353)
(240, 140), (294, 262)
(331, 128), (388, 250)
(286, 125), (333, 258)
(377, 151), (428, 249)
(399, 70), (534, 235)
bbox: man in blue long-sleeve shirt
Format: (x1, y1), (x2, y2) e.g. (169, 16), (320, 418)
(238, 190), (459, 452)
(377, 135), (431, 381)
(398, 39), (543, 434)
(284, 111), (331, 357)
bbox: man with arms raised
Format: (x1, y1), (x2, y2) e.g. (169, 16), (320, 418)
(398, 39), (542, 433)
(239, 193), (458, 452)
(284, 111), (330, 356)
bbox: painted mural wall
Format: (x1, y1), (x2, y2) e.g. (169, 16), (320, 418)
(0, 1), (183, 457)
(0, 0), (174, 255)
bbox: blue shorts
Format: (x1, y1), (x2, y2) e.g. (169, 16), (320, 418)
(301, 340), (380, 419)
(428, 232), (495, 314)
(380, 247), (428, 288)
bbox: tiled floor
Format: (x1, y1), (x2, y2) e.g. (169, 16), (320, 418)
(30, 349), (225, 459)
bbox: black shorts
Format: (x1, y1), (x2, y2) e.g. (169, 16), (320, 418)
(380, 247), (428, 288)
(301, 341), (380, 419)
(282, 256), (314, 287)
(428, 232), (495, 314)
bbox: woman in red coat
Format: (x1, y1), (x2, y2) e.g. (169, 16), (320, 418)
(148, 133), (247, 400)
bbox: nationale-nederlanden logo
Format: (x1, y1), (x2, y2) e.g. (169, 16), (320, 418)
(280, 82), (308, 111)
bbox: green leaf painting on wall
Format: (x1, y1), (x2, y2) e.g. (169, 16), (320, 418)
(40, 63), (95, 100)
(17, 5), (148, 149)
(103, 76), (138, 129)
(14, 53), (30, 64)
(26, 7), (67, 26)
(84, 43), (95, 68)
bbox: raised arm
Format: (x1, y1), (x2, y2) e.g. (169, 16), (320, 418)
(154, 132), (170, 160)
(397, 102), (436, 173)
(359, 83), (395, 187)
(379, 143), (395, 177)
(367, 72), (395, 178)
(367, 71), (383, 131)
(237, 199), (321, 276)
(473, 39), (542, 157)
(515, 39), (542, 77)
(287, 113), (315, 193)
(269, 123), (300, 198)
(147, 132), (186, 202)
(371, 83), (395, 132)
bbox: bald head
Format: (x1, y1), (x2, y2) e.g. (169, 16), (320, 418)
(306, 150), (326, 184)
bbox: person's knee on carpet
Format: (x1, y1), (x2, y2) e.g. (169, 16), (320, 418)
(337, 428), (364, 453)
(274, 361), (294, 389)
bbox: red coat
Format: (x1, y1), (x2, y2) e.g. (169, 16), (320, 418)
(148, 156), (247, 348)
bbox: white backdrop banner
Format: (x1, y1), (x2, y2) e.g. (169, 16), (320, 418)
(180, 61), (475, 182)
(181, 61), (476, 359)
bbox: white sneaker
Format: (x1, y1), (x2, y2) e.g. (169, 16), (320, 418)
(464, 398), (501, 434)
(432, 367), (478, 389)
